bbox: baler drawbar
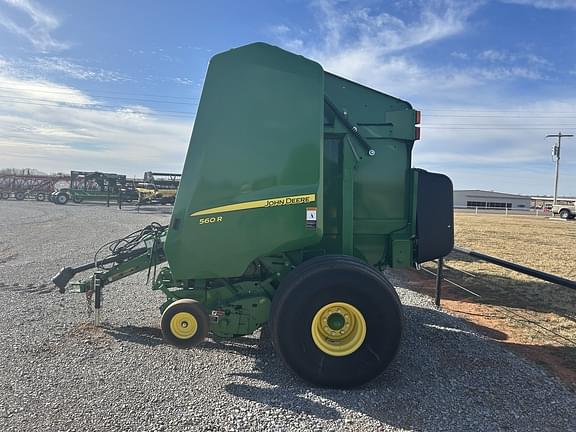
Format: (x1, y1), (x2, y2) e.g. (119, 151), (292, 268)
(54, 42), (454, 388)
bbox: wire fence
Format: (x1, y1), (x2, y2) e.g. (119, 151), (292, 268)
(454, 206), (553, 217)
(418, 251), (576, 349)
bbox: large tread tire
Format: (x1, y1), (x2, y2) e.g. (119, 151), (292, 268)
(270, 255), (403, 388)
(559, 209), (570, 220)
(55, 193), (69, 205)
(161, 299), (209, 347)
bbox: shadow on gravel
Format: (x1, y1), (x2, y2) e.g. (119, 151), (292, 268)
(120, 206), (174, 215)
(103, 325), (164, 346)
(222, 304), (575, 431)
(103, 325), (263, 357)
(226, 380), (342, 420)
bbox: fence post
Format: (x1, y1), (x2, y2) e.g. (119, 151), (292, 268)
(475, 207), (478, 215)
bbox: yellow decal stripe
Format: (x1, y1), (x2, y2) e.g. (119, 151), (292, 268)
(191, 194), (316, 217)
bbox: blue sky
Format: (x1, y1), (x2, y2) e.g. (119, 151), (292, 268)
(0, 0), (575, 195)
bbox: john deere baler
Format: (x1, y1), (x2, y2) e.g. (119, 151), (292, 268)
(54, 42), (453, 388)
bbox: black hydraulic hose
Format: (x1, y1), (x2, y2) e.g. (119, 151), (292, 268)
(453, 246), (576, 291)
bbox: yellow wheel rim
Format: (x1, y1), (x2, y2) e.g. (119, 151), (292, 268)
(311, 302), (366, 357)
(170, 312), (198, 340)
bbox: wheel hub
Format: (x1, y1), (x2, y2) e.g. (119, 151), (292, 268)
(311, 302), (366, 356)
(170, 312), (198, 339)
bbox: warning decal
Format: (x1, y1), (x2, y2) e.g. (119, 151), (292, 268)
(306, 207), (317, 229)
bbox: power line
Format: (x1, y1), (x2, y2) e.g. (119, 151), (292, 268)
(424, 108), (576, 114)
(426, 114), (576, 119)
(422, 123), (576, 126)
(421, 126), (576, 130)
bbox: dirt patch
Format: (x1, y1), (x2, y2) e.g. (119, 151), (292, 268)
(404, 213), (576, 390)
(66, 321), (115, 347)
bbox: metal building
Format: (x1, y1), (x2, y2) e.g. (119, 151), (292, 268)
(453, 190), (531, 209)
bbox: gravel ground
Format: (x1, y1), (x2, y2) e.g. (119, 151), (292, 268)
(0, 200), (575, 432)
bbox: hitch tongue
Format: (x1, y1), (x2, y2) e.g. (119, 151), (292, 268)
(52, 267), (75, 293)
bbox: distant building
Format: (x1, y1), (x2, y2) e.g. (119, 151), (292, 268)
(454, 190), (531, 209)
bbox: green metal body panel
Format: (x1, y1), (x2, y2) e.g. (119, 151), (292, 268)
(320, 73), (418, 266)
(165, 43), (324, 280)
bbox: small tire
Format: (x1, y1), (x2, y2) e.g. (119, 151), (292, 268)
(55, 193), (69, 205)
(72, 196), (83, 204)
(15, 192), (25, 200)
(161, 299), (209, 347)
(559, 209), (570, 220)
(36, 193), (45, 201)
(1, 192), (9, 200)
(270, 255), (403, 388)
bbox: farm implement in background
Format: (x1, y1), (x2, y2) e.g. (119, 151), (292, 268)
(51, 171), (138, 205)
(135, 172), (181, 205)
(0, 172), (69, 201)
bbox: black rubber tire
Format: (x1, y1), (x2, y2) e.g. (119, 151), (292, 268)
(559, 209), (570, 220)
(35, 193), (45, 201)
(15, 192), (25, 200)
(72, 196), (83, 204)
(1, 192), (9, 200)
(55, 193), (69, 205)
(269, 255), (403, 388)
(161, 299), (209, 347)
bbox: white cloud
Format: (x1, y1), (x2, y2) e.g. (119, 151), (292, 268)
(0, 0), (69, 51)
(451, 51), (469, 59)
(32, 58), (128, 82)
(307, 0), (479, 57)
(272, 0), (491, 101)
(478, 49), (552, 67)
(500, 0), (576, 10)
(173, 77), (195, 86)
(0, 71), (192, 176)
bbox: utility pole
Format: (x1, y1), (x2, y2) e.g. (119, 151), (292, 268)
(546, 132), (573, 205)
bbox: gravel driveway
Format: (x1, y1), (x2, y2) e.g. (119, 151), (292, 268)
(1, 201), (575, 432)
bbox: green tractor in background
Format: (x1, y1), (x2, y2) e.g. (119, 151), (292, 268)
(51, 171), (135, 205)
(54, 43), (453, 388)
